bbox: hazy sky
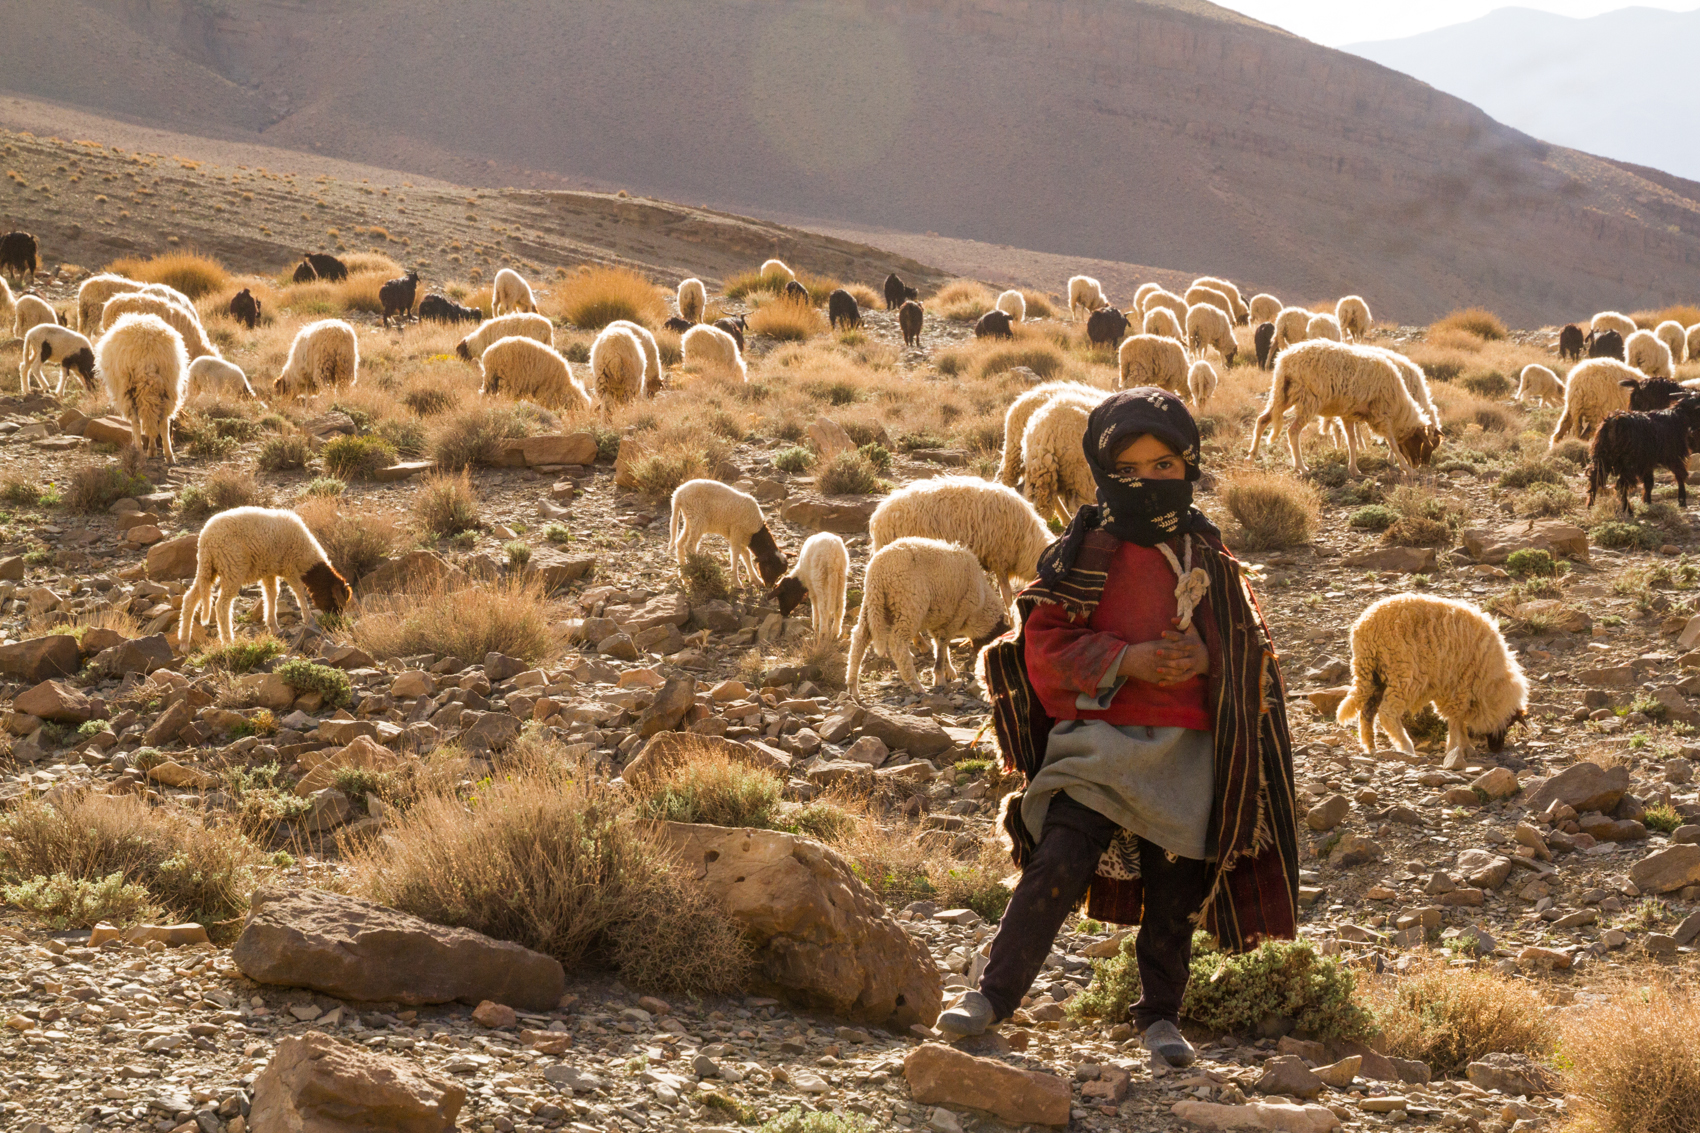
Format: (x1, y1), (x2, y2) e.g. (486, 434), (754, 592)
(1219, 0), (1700, 45)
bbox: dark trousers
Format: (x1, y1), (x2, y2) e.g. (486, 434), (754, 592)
(977, 792), (1210, 1029)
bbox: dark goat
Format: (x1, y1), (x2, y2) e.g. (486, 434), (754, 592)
(1630, 377), (1686, 411)
(1586, 328), (1625, 360)
(1086, 307), (1130, 349)
(227, 288), (262, 329)
(419, 294), (482, 324)
(304, 253), (348, 282)
(714, 316), (747, 352)
(975, 310), (1015, 339)
(747, 525), (789, 588)
(1558, 323), (1584, 362)
(899, 300), (924, 347)
(784, 280), (811, 305)
(379, 270), (421, 328)
(292, 261), (318, 284)
(1254, 321), (1276, 370)
(1587, 394), (1700, 513)
(662, 315), (694, 334)
(884, 272), (918, 310)
(0, 231), (37, 284)
(827, 289), (860, 329)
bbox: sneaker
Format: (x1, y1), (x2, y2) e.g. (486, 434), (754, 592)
(1141, 1019), (1196, 1067)
(935, 990), (996, 1038)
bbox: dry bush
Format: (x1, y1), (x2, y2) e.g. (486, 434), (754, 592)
(629, 747), (784, 828)
(29, 605), (142, 644)
(348, 577), (558, 663)
(1426, 327), (1488, 353)
(320, 435), (398, 481)
(1431, 383), (1514, 433)
(971, 339), (1066, 380)
(105, 251), (232, 300)
(413, 470), (481, 537)
(344, 765), (750, 994)
(65, 464), (150, 513)
(1365, 964), (1555, 1077)
(1430, 308), (1507, 341)
(429, 403), (549, 470)
(723, 267), (789, 300)
(844, 283), (883, 310)
(1020, 290), (1058, 319)
(178, 465), (267, 520)
(934, 280), (996, 321)
(1561, 982), (1700, 1133)
(835, 813), (1013, 921)
(340, 252), (403, 276)
(623, 427), (730, 501)
(1222, 470), (1320, 550)
(295, 497), (404, 583)
(554, 265), (667, 330)
(1631, 305), (1700, 330)
(747, 297), (826, 341)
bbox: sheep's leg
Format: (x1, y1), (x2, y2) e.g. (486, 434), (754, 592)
(726, 539), (746, 589)
(889, 637), (922, 693)
(1676, 461), (1690, 508)
(935, 637), (959, 685)
(1441, 715), (1472, 762)
(1248, 405), (1274, 460)
(259, 577), (282, 637)
(846, 619), (871, 699)
(996, 574), (1015, 612)
(1377, 704), (1417, 757)
(284, 574), (319, 635)
(1285, 416), (1308, 475)
(177, 583), (207, 651)
(1548, 410), (1573, 449)
(1644, 470), (1657, 507)
(162, 419), (176, 465)
(215, 588), (239, 647)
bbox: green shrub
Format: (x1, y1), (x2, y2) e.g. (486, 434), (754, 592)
(590, 426), (620, 463)
(1460, 369), (1511, 398)
(2, 871), (162, 929)
(414, 471), (481, 537)
(257, 433), (312, 472)
(681, 551), (732, 602)
(773, 446), (816, 473)
(2, 478), (48, 507)
(543, 523), (572, 544)
(1644, 803), (1684, 834)
(631, 756), (782, 829)
(503, 540), (532, 567)
(758, 1108), (876, 1133)
(376, 417), (429, 459)
(1593, 520), (1660, 551)
(302, 477), (345, 498)
(1384, 516), (1452, 547)
(193, 636), (285, 674)
(66, 465), (149, 513)
(818, 452), (880, 495)
(178, 465), (264, 520)
(857, 442), (892, 473)
(1506, 549), (1557, 577)
(274, 659), (353, 707)
(1499, 459), (1565, 489)
(1348, 505), (1398, 531)
(321, 435), (397, 481)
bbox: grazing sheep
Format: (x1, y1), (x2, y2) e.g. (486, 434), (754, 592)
(1626, 329), (1674, 379)
(1187, 359), (1219, 408)
(1370, 347), (1441, 436)
(1558, 323), (1585, 362)
(682, 323), (747, 381)
(663, 315), (694, 334)
(1140, 287), (1188, 325)
(1273, 306), (1311, 352)
(1515, 364), (1565, 408)
(303, 253), (348, 282)
(76, 273), (142, 333)
(19, 325), (95, 394)
(1587, 394), (1700, 513)
(1586, 328), (1625, 360)
(996, 380), (1106, 490)
(1019, 395), (1098, 523)
(1190, 276), (1249, 324)
(993, 289), (1026, 323)
(479, 336), (591, 413)
(292, 261), (318, 284)
(1068, 275), (1107, 321)
(1142, 306), (1183, 341)
(868, 475), (1053, 609)
(714, 315), (748, 352)
(769, 531), (850, 644)
(1591, 311), (1636, 339)
(589, 324), (647, 407)
(96, 312), (189, 462)
(608, 320), (664, 397)
(187, 356), (256, 399)
(784, 280), (811, 305)
(828, 289), (861, 330)
(178, 506), (352, 649)
(760, 259), (796, 285)
(100, 292), (218, 360)
(899, 300), (924, 347)
(669, 479), (787, 588)
(884, 272), (918, 311)
(677, 278), (707, 323)
(1184, 284), (1233, 321)
(1250, 339), (1436, 475)
(1086, 307), (1130, 348)
(1186, 302), (1237, 363)
(227, 288), (262, 329)
(1249, 293), (1282, 325)
(1132, 282), (1161, 310)
(847, 537), (1010, 697)
(14, 294), (58, 339)
(1549, 359), (1683, 445)
(975, 310), (1015, 340)
(274, 319), (359, 400)
(491, 268), (538, 316)
(1306, 312), (1343, 342)
(379, 270), (420, 328)
(1117, 334), (1189, 394)
(455, 312), (553, 361)
(0, 231), (37, 285)
(1254, 322), (1276, 370)
(1655, 320), (1688, 365)
(418, 294), (482, 324)
(1336, 295), (1371, 341)
(1336, 594), (1527, 760)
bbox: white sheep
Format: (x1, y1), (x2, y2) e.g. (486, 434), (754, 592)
(1550, 357), (1653, 444)
(1019, 395), (1096, 523)
(1332, 347), (1442, 460)
(1336, 594), (1527, 760)
(100, 291), (218, 360)
(19, 325), (96, 395)
(1140, 287), (1188, 325)
(1249, 339), (1436, 475)
(456, 312), (553, 361)
(682, 323), (746, 382)
(1132, 282), (1161, 311)
(96, 312), (189, 462)
(1184, 284), (1234, 321)
(847, 537), (1010, 697)
(178, 506), (352, 649)
(1626, 329), (1674, 379)
(1687, 324), (1700, 365)
(1118, 334), (1189, 394)
(491, 268), (538, 316)
(995, 289), (1027, 322)
(0, 276), (13, 337)
(1515, 364), (1564, 408)
(274, 319), (359, 400)
(1248, 293), (1282, 325)
(1067, 275), (1107, 321)
(607, 319), (663, 396)
(14, 294), (59, 339)
(1336, 295), (1371, 341)
(1141, 306), (1183, 341)
(996, 380), (1106, 489)
(668, 479), (787, 588)
(1591, 311), (1636, 338)
(677, 278), (707, 324)
(760, 259), (796, 285)
(769, 531), (849, 644)
(479, 336), (591, 412)
(1273, 306), (1311, 352)
(1306, 312), (1343, 342)
(1190, 275), (1249, 324)
(187, 356), (256, 399)
(76, 273), (140, 333)
(1654, 320), (1687, 364)
(1187, 358), (1219, 408)
(1186, 302), (1237, 364)
(869, 475), (1052, 609)
(589, 323), (647, 407)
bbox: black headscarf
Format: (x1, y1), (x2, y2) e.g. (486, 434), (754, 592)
(1035, 386), (1219, 584)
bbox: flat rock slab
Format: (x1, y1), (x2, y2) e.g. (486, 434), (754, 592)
(1523, 762), (1628, 815)
(860, 706), (954, 758)
(232, 885), (565, 1010)
(0, 635), (79, 682)
(251, 1030), (464, 1132)
(780, 494), (879, 535)
(1171, 1099), (1339, 1132)
(904, 1043), (1071, 1127)
(1461, 521), (1588, 564)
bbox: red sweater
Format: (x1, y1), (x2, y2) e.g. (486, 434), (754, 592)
(1023, 541), (1211, 730)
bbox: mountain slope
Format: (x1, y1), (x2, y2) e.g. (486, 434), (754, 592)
(3, 0), (1700, 322)
(1347, 6), (1700, 183)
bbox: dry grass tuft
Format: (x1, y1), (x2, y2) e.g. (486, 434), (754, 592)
(105, 251), (232, 300)
(934, 280), (997, 321)
(412, 470), (481, 537)
(748, 297), (826, 341)
(295, 497), (404, 583)
(1365, 964), (1555, 1077)
(554, 265), (667, 330)
(348, 577), (559, 664)
(178, 465), (267, 520)
(429, 403), (547, 470)
(1560, 982), (1700, 1133)
(1221, 470), (1320, 550)
(1430, 307), (1507, 342)
(65, 464), (151, 513)
(1632, 305), (1700, 330)
(630, 748), (784, 828)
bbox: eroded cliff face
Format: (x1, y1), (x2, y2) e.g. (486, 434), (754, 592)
(7, 0), (1700, 320)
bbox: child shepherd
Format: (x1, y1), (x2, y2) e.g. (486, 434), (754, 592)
(939, 387), (1301, 1068)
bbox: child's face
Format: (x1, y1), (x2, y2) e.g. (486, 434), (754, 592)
(1112, 434), (1186, 480)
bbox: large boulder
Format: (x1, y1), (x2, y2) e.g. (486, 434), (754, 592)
(250, 1030), (464, 1132)
(780, 494), (879, 535)
(0, 635), (79, 682)
(859, 706), (954, 758)
(605, 593), (691, 632)
(657, 822), (942, 1027)
(1461, 521), (1589, 564)
(1630, 845), (1700, 894)
(1522, 762), (1629, 816)
(1344, 547), (1436, 573)
(232, 886), (565, 1010)
(146, 535), (199, 581)
(903, 1043), (1071, 1127)
(518, 432), (598, 467)
(93, 633), (173, 676)
(636, 674), (697, 737)
(14, 679), (92, 723)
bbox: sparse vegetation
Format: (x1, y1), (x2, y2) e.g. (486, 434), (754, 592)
(256, 433), (312, 472)
(1561, 983), (1700, 1133)
(321, 434), (398, 480)
(747, 298), (825, 341)
(554, 265), (667, 330)
(348, 578), (558, 664)
(1430, 307), (1507, 341)
(274, 658), (353, 708)
(1222, 470), (1320, 550)
(178, 465), (265, 520)
(1367, 964), (1555, 1076)
(65, 465), (149, 513)
(414, 470), (481, 537)
(105, 250), (231, 299)
(817, 451), (880, 495)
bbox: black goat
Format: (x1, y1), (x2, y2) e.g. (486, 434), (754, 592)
(1587, 394), (1700, 513)
(1254, 321), (1276, 370)
(1085, 307), (1129, 349)
(419, 293), (482, 324)
(899, 300), (924, 347)
(784, 280), (811, 305)
(714, 315), (747, 352)
(827, 289), (860, 330)
(227, 288), (262, 329)
(975, 310), (1014, 339)
(304, 253), (348, 282)
(662, 315), (694, 334)
(0, 231), (37, 285)
(1558, 323), (1584, 362)
(292, 261), (318, 284)
(379, 270), (420, 328)
(884, 272), (918, 310)
(1586, 328), (1625, 360)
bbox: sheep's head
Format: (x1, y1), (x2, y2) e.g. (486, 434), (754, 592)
(272, 375), (290, 397)
(66, 348), (97, 390)
(769, 576), (809, 618)
(971, 617), (1013, 652)
(748, 525), (788, 588)
(302, 561), (352, 615)
(1396, 428), (1437, 468)
(1478, 707), (1528, 754)
(455, 341), (473, 361)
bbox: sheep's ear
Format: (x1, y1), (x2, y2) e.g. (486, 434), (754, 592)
(1620, 379), (1638, 389)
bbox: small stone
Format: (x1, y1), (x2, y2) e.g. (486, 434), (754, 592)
(1255, 1055), (1325, 1099)
(844, 735), (891, 767)
(1328, 833), (1382, 867)
(1359, 1096), (1408, 1113)
(904, 1044), (1071, 1127)
(472, 1000), (517, 1028)
(1472, 767), (1519, 800)
(1305, 794), (1350, 832)
(1312, 1055), (1361, 1089)
(1169, 1099), (1338, 1132)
